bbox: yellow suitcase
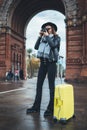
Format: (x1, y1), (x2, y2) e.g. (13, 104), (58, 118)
(53, 84), (74, 123)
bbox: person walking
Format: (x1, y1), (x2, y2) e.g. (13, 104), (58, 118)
(26, 22), (61, 117)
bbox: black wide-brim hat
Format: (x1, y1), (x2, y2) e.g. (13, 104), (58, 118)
(41, 22), (57, 32)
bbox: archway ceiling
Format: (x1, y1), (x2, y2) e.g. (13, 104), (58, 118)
(0, 0), (79, 31)
(11, 0), (65, 35)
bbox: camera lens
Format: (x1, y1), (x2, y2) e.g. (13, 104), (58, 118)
(41, 28), (47, 32)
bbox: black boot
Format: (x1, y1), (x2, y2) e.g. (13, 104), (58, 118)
(44, 109), (53, 117)
(26, 106), (40, 114)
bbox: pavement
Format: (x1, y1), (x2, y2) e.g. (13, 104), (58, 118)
(0, 77), (87, 130)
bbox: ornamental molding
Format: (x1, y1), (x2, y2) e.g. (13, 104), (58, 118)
(0, 61), (6, 67)
(67, 58), (82, 65)
(81, 57), (87, 64)
(67, 57), (87, 65)
(65, 14), (87, 27)
(0, 0), (14, 25)
(11, 44), (23, 53)
(0, 0), (86, 27)
(0, 0), (21, 25)
(62, 0), (78, 18)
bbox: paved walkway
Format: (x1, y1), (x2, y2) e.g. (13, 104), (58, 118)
(0, 77), (87, 130)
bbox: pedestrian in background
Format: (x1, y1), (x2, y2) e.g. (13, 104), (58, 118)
(14, 69), (19, 81)
(26, 22), (60, 117)
(6, 69), (13, 81)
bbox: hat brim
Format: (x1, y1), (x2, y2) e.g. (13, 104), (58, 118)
(41, 22), (57, 32)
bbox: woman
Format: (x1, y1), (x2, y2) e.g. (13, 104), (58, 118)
(26, 22), (60, 117)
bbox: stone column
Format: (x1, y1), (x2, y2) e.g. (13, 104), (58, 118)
(80, 15), (87, 79)
(65, 17), (83, 82)
(0, 27), (7, 79)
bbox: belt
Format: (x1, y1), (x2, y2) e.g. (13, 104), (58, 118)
(40, 58), (48, 64)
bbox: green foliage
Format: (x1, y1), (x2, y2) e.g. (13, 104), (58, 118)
(27, 48), (32, 54)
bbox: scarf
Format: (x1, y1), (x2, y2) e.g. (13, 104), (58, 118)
(37, 34), (53, 59)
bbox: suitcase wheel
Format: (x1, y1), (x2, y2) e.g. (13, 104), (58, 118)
(60, 118), (67, 124)
(72, 114), (76, 118)
(53, 117), (58, 123)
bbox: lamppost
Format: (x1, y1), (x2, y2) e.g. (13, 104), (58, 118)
(58, 55), (64, 83)
(0, 21), (2, 33)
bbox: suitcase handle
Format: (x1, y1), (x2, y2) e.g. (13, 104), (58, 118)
(55, 98), (63, 107)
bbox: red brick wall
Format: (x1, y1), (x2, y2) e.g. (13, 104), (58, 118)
(64, 0), (87, 82)
(0, 0), (3, 6)
(0, 33), (6, 78)
(7, 32), (26, 79)
(0, 0), (87, 81)
(0, 27), (26, 79)
(65, 26), (83, 81)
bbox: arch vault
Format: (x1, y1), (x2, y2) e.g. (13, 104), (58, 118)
(0, 0), (87, 82)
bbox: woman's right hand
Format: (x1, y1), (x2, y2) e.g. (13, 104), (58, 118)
(39, 30), (44, 37)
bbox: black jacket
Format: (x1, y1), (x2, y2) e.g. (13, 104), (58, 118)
(34, 35), (60, 62)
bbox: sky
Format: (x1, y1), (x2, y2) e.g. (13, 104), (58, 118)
(26, 10), (66, 68)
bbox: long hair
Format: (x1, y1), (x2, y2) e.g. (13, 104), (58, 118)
(52, 27), (57, 35)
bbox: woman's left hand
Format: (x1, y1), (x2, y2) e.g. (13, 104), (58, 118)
(43, 31), (49, 36)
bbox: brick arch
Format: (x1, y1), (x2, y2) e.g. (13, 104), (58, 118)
(0, 0), (87, 82)
(62, 0), (78, 18)
(0, 0), (78, 25)
(0, 0), (79, 37)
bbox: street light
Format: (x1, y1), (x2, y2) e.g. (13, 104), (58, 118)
(58, 55), (64, 83)
(0, 21), (2, 32)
